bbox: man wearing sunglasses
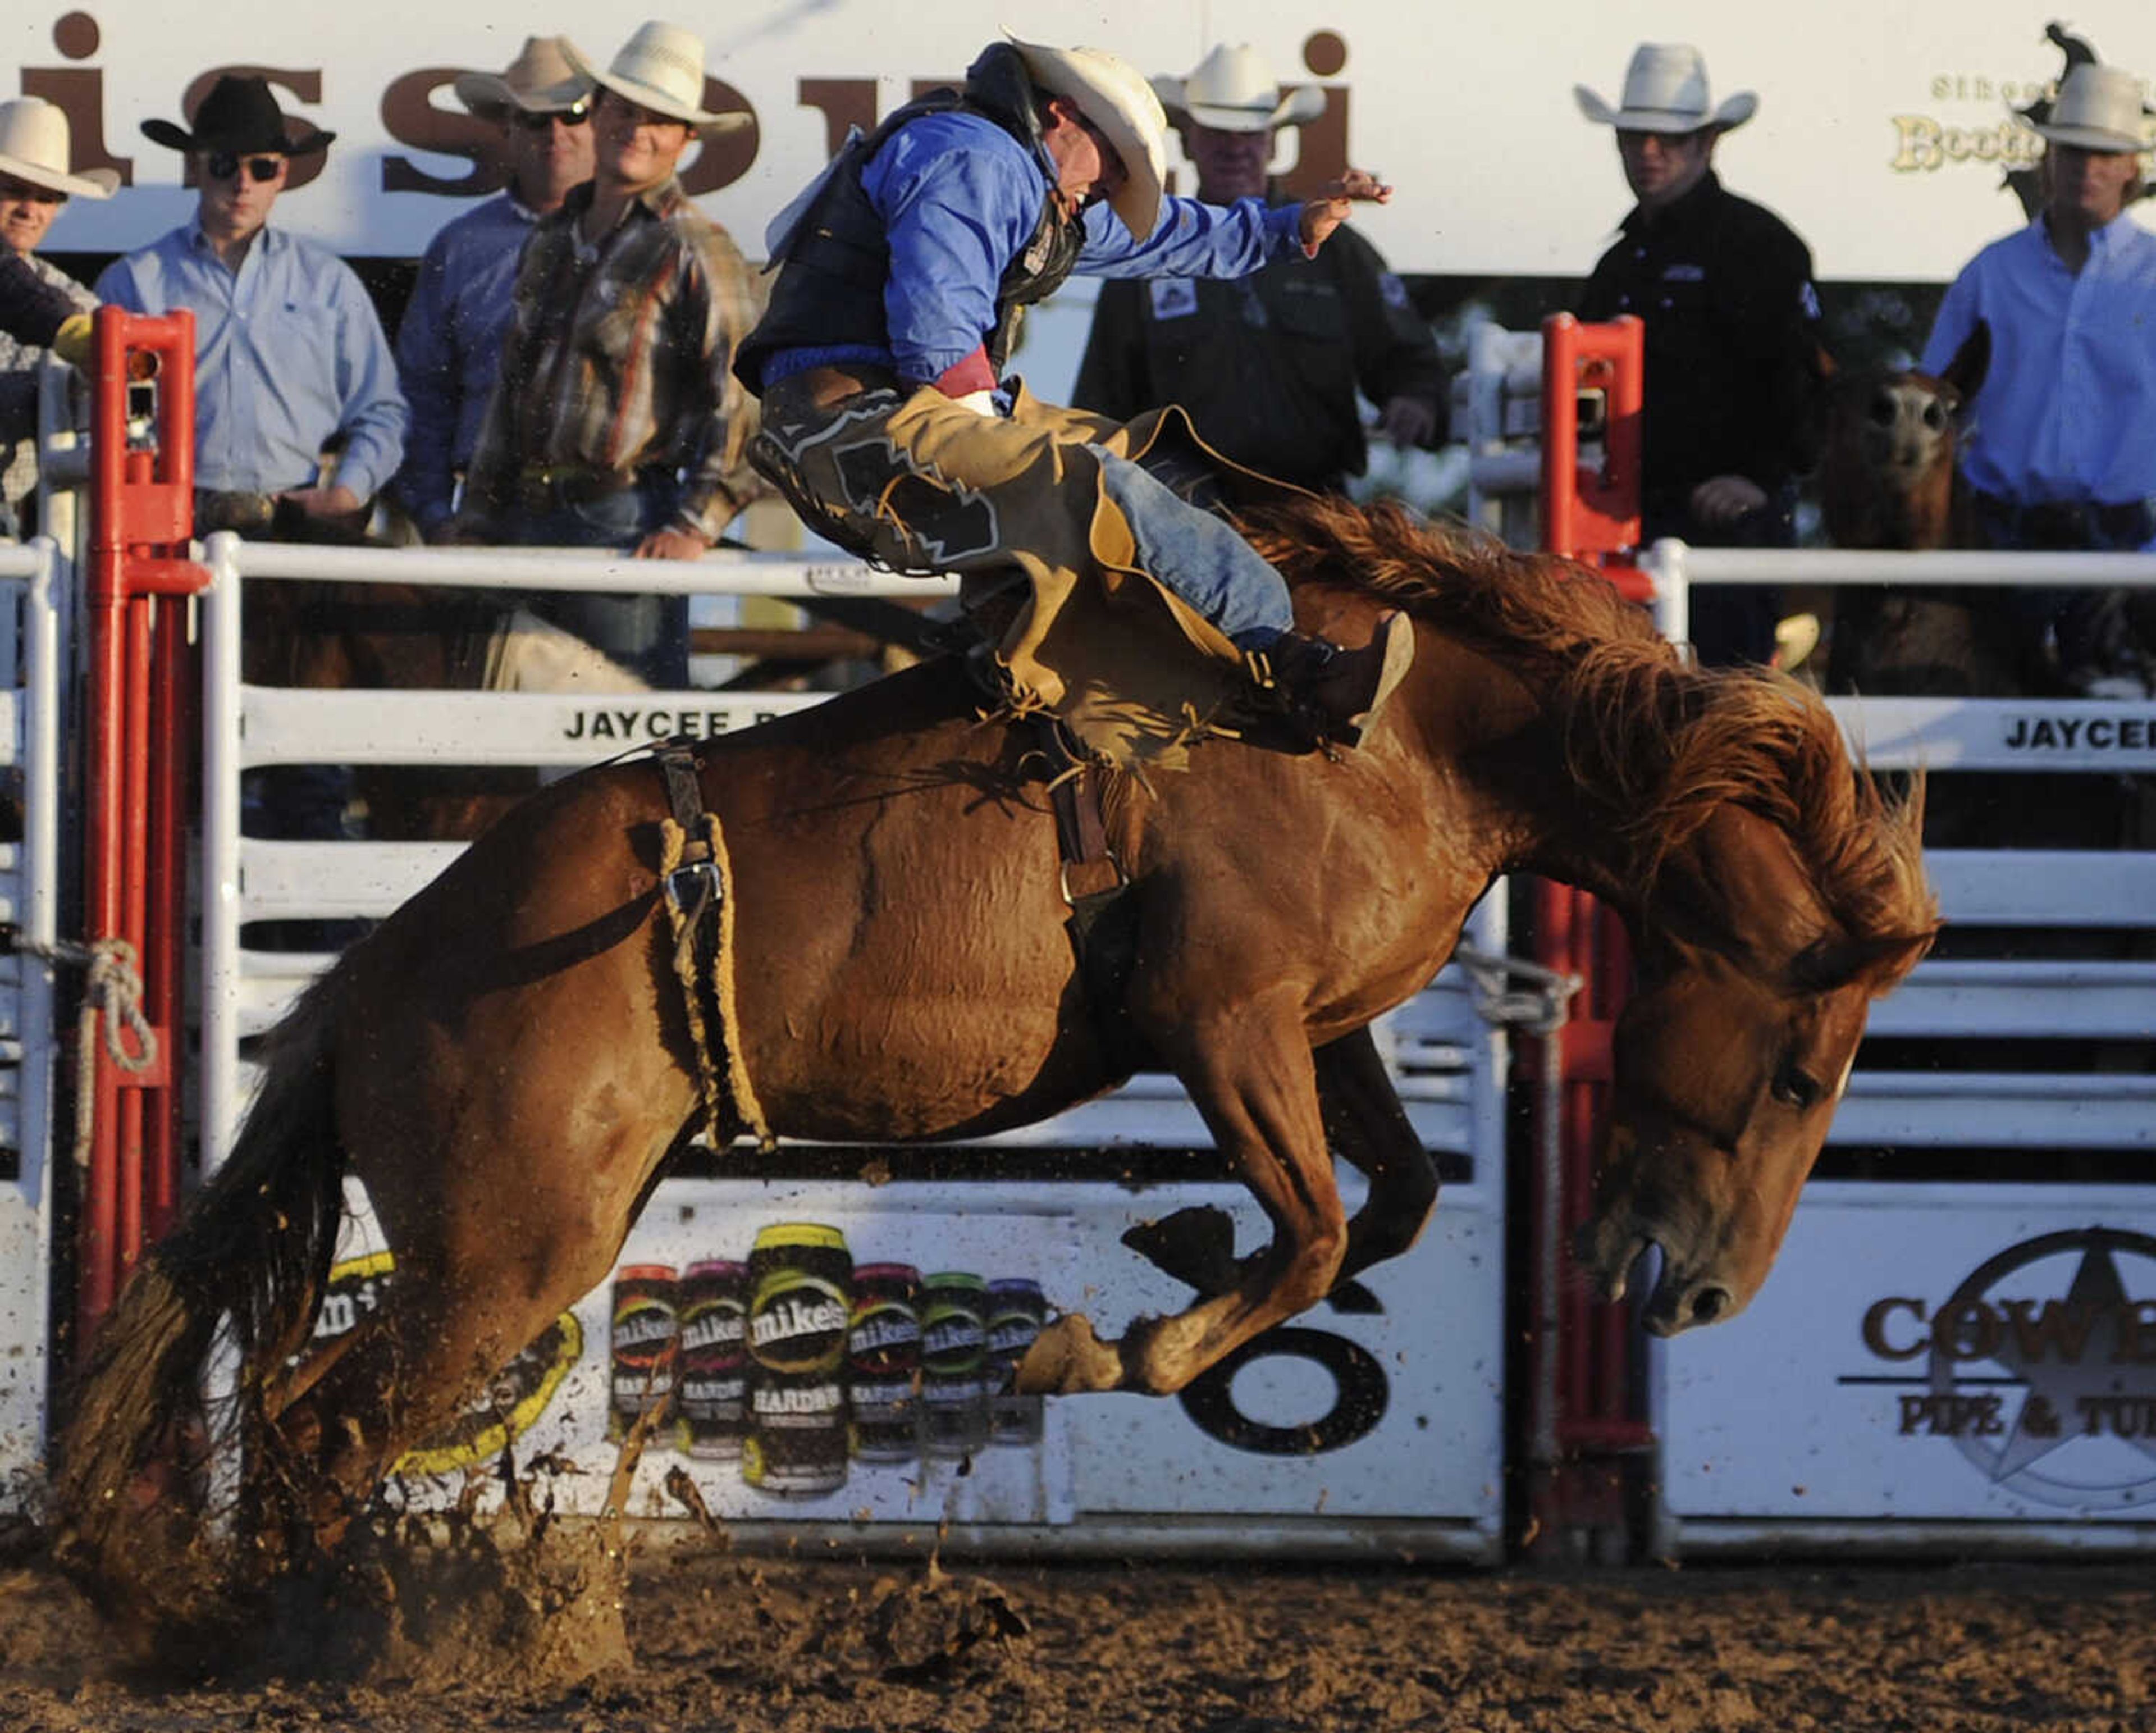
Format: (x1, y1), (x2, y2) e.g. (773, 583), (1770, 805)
(96, 74), (406, 542)
(1573, 44), (1826, 668)
(736, 36), (1412, 751)
(391, 38), (596, 542)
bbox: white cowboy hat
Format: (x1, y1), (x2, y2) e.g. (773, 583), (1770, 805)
(0, 96), (117, 199)
(453, 37), (594, 121)
(1006, 34), (1168, 241)
(1152, 43), (1325, 134)
(2026, 62), (2153, 153)
(564, 20), (751, 136)
(1574, 43), (1756, 134)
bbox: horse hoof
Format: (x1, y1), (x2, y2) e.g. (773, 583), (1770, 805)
(1013, 1315), (1121, 1395)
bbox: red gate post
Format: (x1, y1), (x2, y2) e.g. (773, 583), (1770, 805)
(78, 307), (211, 1344)
(1523, 314), (1657, 1555)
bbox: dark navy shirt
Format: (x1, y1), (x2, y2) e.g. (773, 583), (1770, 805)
(1578, 170), (1823, 528)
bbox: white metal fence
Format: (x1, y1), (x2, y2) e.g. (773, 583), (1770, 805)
(0, 537), (67, 1489)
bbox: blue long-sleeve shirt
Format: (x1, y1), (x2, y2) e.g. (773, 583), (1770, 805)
(95, 221), (408, 501)
(389, 191), (537, 533)
(1922, 213), (2156, 527)
(769, 110), (1304, 389)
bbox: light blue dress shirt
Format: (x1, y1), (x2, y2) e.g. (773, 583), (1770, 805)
(390, 192), (536, 532)
(95, 220), (407, 501)
(1922, 213), (2156, 531)
(769, 110), (1304, 388)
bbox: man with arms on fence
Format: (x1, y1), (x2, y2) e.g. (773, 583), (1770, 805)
(1073, 42), (1445, 498)
(0, 98), (111, 540)
(1923, 61), (2156, 698)
(391, 37), (595, 542)
(1575, 43), (1826, 667)
(734, 35), (1414, 751)
(95, 75), (407, 542)
(451, 21), (765, 688)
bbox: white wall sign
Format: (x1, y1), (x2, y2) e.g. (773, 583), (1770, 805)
(10, 3), (2154, 278)
(1664, 1185), (2156, 1528)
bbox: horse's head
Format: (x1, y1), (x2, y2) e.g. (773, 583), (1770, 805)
(1817, 322), (1990, 550)
(1577, 791), (1935, 1335)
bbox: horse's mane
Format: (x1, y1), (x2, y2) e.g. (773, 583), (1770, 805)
(1239, 497), (1937, 977)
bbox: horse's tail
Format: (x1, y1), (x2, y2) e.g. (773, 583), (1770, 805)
(54, 968), (349, 1612)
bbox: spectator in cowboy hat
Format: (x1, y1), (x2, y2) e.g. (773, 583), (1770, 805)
(0, 97), (111, 539)
(1073, 41), (1445, 495)
(390, 37), (595, 541)
(1923, 60), (2156, 697)
(1574, 43), (1827, 667)
(99, 73), (409, 870)
(95, 73), (407, 541)
(734, 34), (1415, 751)
(454, 20), (765, 687)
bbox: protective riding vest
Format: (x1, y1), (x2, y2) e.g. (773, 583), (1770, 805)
(733, 42), (1086, 394)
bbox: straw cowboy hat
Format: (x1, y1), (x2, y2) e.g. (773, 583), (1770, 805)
(2023, 62), (2153, 153)
(563, 21), (750, 136)
(1006, 35), (1168, 241)
(142, 74), (334, 157)
(1152, 43), (1324, 133)
(1574, 43), (1756, 134)
(0, 97), (117, 198)
(454, 36), (594, 120)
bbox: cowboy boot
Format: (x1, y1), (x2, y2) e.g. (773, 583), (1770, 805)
(1251, 611), (1416, 748)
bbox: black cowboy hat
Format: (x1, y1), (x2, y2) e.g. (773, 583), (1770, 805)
(141, 74), (334, 157)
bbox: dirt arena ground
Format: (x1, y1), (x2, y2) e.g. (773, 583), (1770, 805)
(2, 1526), (2149, 1732)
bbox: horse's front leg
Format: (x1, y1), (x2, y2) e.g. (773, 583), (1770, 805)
(1020, 993), (1346, 1397)
(1315, 1024), (1439, 1285)
(1118, 1024), (1437, 1299)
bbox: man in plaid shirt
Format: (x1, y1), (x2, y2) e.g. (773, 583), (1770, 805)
(454, 21), (764, 687)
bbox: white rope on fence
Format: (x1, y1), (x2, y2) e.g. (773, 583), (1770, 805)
(2, 925), (157, 1170)
(1452, 943), (1582, 1035)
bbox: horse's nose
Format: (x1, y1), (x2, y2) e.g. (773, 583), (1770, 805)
(1687, 1284), (1734, 1327)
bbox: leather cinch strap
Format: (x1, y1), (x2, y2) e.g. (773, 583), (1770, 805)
(654, 740), (773, 1151)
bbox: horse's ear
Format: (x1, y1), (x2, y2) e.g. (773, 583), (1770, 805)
(1940, 321), (1990, 405)
(1791, 927), (1939, 994)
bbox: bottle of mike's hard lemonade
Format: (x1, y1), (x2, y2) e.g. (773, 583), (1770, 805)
(985, 1276), (1049, 1447)
(676, 1258), (750, 1460)
(742, 1223), (853, 1494)
(607, 1265), (680, 1443)
(920, 1271), (990, 1458)
(847, 1262), (923, 1463)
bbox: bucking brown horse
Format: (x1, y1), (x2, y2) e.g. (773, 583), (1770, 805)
(58, 496), (1936, 1619)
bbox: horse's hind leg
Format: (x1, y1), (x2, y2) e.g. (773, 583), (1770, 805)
(263, 1186), (657, 1554)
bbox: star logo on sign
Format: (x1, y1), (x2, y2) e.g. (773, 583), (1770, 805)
(1929, 1228), (2156, 1510)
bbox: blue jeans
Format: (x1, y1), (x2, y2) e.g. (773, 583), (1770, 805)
(508, 474), (691, 688)
(1093, 448), (1292, 647)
